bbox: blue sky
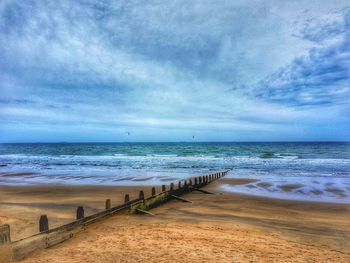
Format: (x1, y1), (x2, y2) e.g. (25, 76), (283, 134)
(0, 0), (349, 142)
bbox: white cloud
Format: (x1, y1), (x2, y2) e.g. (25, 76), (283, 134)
(0, 0), (349, 141)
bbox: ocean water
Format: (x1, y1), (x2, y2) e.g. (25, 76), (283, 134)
(0, 142), (349, 203)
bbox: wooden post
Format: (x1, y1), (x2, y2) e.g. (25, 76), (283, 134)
(189, 179), (192, 186)
(162, 185), (166, 192)
(124, 194), (130, 203)
(178, 181), (182, 189)
(0, 224), (11, 244)
(39, 215), (49, 232)
(0, 224), (12, 263)
(170, 183), (174, 191)
(206, 175), (209, 183)
(76, 206), (84, 220)
(105, 199), (111, 210)
(152, 187), (156, 196)
(194, 177), (198, 185)
(199, 177), (202, 184)
(139, 190), (145, 200)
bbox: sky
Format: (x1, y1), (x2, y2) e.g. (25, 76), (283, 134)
(0, 0), (349, 142)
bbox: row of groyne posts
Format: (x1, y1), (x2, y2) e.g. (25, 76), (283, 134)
(0, 170), (229, 262)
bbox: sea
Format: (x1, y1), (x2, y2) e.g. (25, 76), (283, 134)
(0, 142), (349, 203)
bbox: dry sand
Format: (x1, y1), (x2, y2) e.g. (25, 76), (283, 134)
(1, 178), (350, 262)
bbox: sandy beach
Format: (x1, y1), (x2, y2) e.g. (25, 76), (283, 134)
(1, 178), (349, 262)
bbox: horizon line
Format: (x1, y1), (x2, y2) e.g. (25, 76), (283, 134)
(0, 141), (349, 144)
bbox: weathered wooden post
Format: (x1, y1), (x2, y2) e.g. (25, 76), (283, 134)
(105, 199), (111, 210)
(0, 224), (12, 263)
(162, 185), (166, 192)
(206, 175), (209, 183)
(76, 206), (84, 220)
(170, 182), (174, 191)
(139, 190), (145, 200)
(152, 187), (156, 196)
(0, 224), (11, 244)
(39, 215), (49, 232)
(178, 181), (182, 189)
(189, 179), (192, 186)
(194, 177), (198, 185)
(199, 177), (202, 184)
(124, 194), (130, 203)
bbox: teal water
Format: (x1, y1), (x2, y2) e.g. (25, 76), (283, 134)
(0, 142), (349, 203)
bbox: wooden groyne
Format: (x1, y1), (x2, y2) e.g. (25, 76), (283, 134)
(0, 170), (229, 262)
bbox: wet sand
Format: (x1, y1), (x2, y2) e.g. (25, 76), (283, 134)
(1, 178), (350, 262)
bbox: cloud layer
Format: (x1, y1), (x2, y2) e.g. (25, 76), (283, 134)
(0, 0), (349, 142)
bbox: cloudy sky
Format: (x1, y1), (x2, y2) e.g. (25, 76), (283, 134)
(0, 0), (349, 142)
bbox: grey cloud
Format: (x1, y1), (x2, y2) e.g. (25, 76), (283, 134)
(255, 10), (350, 107)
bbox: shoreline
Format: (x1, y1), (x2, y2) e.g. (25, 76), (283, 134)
(1, 178), (350, 261)
(1, 174), (349, 204)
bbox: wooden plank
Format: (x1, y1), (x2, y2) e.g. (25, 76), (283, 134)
(170, 194), (192, 203)
(189, 187), (215, 194)
(11, 235), (46, 261)
(136, 209), (155, 216)
(45, 230), (76, 247)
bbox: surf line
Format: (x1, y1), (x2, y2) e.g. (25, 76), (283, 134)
(0, 170), (230, 262)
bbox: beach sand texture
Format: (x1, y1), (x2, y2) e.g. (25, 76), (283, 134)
(1, 179), (350, 262)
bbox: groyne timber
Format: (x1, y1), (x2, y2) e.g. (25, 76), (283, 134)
(0, 170), (229, 262)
